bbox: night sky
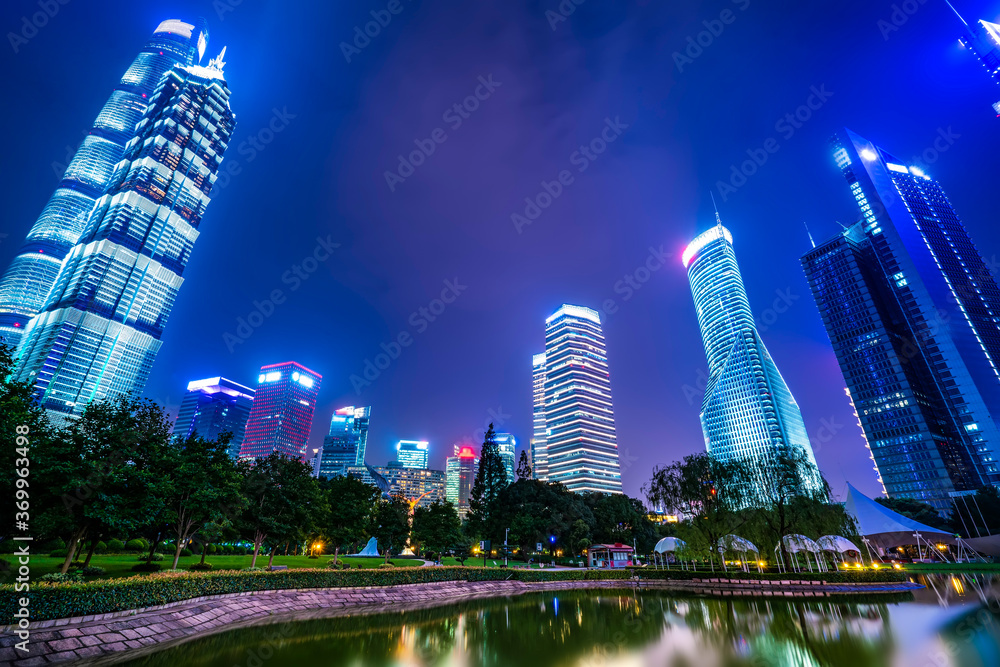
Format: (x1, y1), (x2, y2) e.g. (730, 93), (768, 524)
(3, 0), (1000, 502)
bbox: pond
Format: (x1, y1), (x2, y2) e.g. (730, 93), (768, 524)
(123, 574), (999, 667)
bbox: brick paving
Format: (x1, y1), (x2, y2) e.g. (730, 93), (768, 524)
(0, 578), (921, 665)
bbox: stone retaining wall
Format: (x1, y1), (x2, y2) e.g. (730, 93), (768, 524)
(0, 578), (920, 666)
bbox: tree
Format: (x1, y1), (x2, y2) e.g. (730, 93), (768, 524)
(583, 492), (657, 554)
(239, 453), (324, 568)
(493, 478), (594, 561)
(467, 423), (510, 545)
(516, 450), (532, 481)
(751, 447), (830, 561)
(412, 500), (463, 559)
(321, 474), (381, 564)
(373, 495), (410, 563)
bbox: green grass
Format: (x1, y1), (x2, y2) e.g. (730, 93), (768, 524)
(898, 562), (1000, 572)
(1, 554), (422, 582)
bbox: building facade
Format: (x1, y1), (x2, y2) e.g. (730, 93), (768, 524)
(0, 20), (208, 349)
(949, 4), (1000, 115)
(530, 352), (549, 481)
(396, 440), (429, 469)
(239, 362), (322, 460)
(684, 222), (820, 496)
(374, 464), (446, 507)
(13, 51), (236, 421)
(495, 432), (516, 484)
(446, 445), (478, 518)
(318, 406), (371, 479)
(801, 130), (1000, 510)
(542, 304), (623, 494)
(172, 377), (254, 458)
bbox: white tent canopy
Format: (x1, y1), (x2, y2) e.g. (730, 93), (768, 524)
(718, 535), (758, 553)
(817, 535), (861, 554)
(844, 483), (955, 550)
(654, 537), (687, 554)
(782, 534), (822, 553)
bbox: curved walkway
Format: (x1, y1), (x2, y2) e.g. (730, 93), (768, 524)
(0, 577), (921, 666)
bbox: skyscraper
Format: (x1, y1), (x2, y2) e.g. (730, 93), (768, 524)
(446, 445), (478, 518)
(495, 432), (517, 484)
(948, 2), (1000, 115)
(239, 362), (322, 460)
(684, 220), (820, 496)
(173, 377), (255, 458)
(374, 464), (446, 508)
(0, 20), (208, 349)
(531, 353), (549, 481)
(542, 304), (623, 494)
(801, 129), (1000, 510)
(13, 50), (236, 421)
(318, 406), (371, 479)
(396, 440), (430, 469)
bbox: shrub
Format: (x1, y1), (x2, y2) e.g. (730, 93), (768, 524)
(40, 538), (66, 551)
(180, 548), (193, 557)
(125, 539), (147, 552)
(137, 553), (165, 562)
(131, 563), (163, 573)
(221, 545), (234, 555)
(378, 563), (395, 569)
(39, 572), (83, 583)
(93, 541), (108, 554)
(207, 544), (217, 555)
(234, 546), (248, 555)
(107, 539), (125, 552)
(49, 549), (68, 558)
(156, 541), (172, 554)
(189, 563), (213, 572)
(81, 566), (106, 576)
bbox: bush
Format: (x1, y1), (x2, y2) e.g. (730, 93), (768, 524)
(125, 539), (147, 552)
(131, 563), (163, 573)
(378, 563), (395, 569)
(189, 563), (213, 572)
(207, 544), (218, 555)
(81, 566), (106, 576)
(235, 546), (248, 555)
(39, 572), (83, 583)
(107, 539), (125, 552)
(221, 545), (234, 555)
(49, 549), (68, 558)
(40, 538), (66, 551)
(155, 541), (172, 554)
(138, 553), (165, 562)
(180, 548), (193, 557)
(93, 541), (108, 554)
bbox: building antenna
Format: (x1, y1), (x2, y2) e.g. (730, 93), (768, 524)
(804, 222), (816, 248)
(710, 192), (723, 227)
(943, 0), (969, 28)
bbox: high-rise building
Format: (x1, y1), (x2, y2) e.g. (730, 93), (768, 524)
(800, 129), (1000, 510)
(446, 445), (478, 518)
(239, 362), (322, 460)
(374, 464), (446, 508)
(396, 440), (429, 469)
(0, 20), (209, 349)
(947, 2), (1000, 115)
(495, 432), (517, 484)
(172, 377), (254, 457)
(13, 50), (236, 421)
(684, 220), (820, 496)
(531, 352), (549, 481)
(542, 304), (623, 494)
(318, 406), (371, 479)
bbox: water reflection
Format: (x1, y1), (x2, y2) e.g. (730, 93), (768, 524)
(123, 574), (999, 667)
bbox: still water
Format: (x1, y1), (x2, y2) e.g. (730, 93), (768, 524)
(124, 574), (998, 667)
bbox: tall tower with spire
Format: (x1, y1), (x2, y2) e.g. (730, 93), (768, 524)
(14, 47), (236, 421)
(684, 213), (821, 498)
(0, 20), (208, 349)
(946, 0), (1000, 115)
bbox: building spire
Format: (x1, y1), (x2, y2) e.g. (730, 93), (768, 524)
(710, 192), (723, 227)
(208, 46), (227, 72)
(804, 222), (816, 248)
(943, 0), (969, 28)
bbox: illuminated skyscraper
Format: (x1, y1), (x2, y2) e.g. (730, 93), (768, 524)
(542, 304), (623, 494)
(801, 129), (1000, 510)
(318, 406), (371, 479)
(14, 50), (236, 421)
(446, 445), (478, 519)
(396, 440), (430, 469)
(239, 362), (322, 460)
(374, 464), (446, 508)
(0, 20), (208, 348)
(495, 432), (516, 484)
(530, 353), (549, 481)
(173, 377), (255, 458)
(948, 2), (1000, 115)
(684, 220), (820, 496)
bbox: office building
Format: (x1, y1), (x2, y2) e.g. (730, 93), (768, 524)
(801, 129), (1000, 510)
(374, 464), (446, 508)
(13, 50), (236, 421)
(495, 432), (517, 484)
(172, 377), (254, 458)
(239, 362), (322, 460)
(396, 440), (429, 469)
(318, 406), (371, 479)
(948, 2), (1000, 115)
(542, 304), (623, 494)
(531, 353), (549, 481)
(0, 20), (209, 349)
(446, 445), (478, 518)
(684, 219), (820, 496)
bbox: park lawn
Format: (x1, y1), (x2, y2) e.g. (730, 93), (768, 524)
(6, 554), (422, 582)
(900, 562), (1000, 572)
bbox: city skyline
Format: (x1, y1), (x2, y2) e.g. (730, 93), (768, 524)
(2, 2), (1000, 501)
